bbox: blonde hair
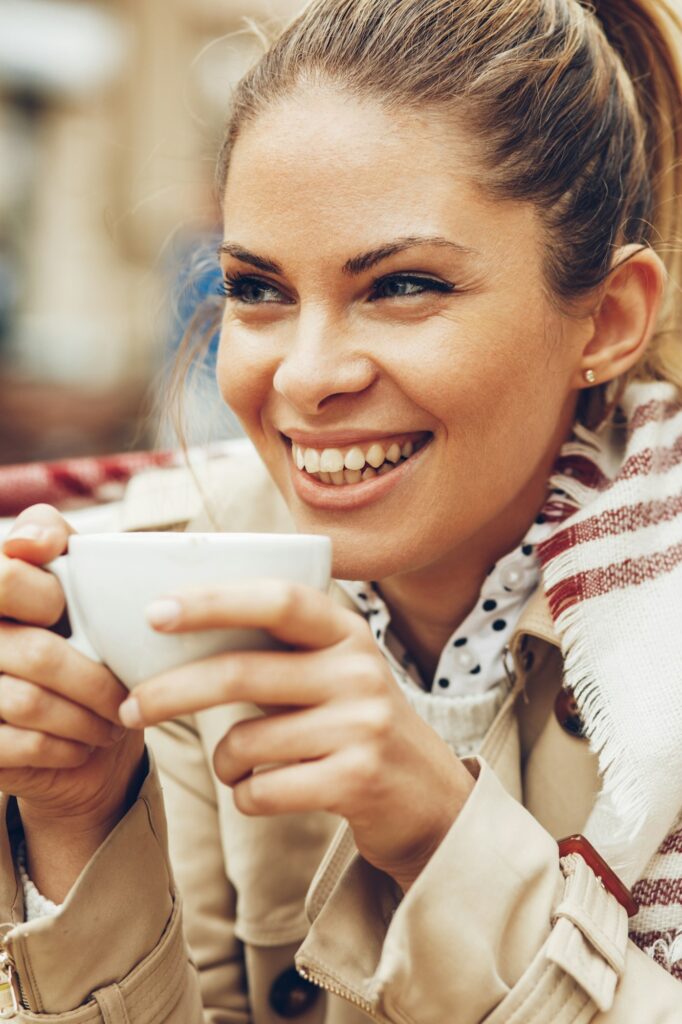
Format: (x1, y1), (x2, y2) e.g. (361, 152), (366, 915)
(215, 0), (682, 395)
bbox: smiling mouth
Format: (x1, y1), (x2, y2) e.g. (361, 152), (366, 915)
(287, 432), (432, 485)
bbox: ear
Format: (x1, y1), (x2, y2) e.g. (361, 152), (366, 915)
(574, 245), (667, 389)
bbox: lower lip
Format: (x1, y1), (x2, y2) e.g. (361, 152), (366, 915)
(288, 439), (432, 511)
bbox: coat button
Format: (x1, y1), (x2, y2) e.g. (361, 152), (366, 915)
(269, 966), (320, 1018)
(555, 687), (586, 738)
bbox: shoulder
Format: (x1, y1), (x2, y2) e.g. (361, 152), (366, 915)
(120, 440), (295, 536)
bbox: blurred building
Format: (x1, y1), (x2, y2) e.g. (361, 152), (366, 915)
(0, 0), (301, 464)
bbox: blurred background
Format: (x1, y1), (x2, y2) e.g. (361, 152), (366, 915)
(0, 0), (302, 467)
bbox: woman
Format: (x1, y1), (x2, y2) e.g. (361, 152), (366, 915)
(0, 0), (681, 1020)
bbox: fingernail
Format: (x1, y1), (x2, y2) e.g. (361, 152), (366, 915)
(146, 598), (182, 629)
(7, 524), (45, 542)
(119, 697), (144, 729)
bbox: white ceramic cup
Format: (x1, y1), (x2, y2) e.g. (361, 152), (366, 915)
(47, 532), (332, 690)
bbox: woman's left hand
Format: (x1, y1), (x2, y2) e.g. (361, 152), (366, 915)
(119, 580), (475, 891)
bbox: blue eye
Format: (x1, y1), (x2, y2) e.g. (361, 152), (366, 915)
(219, 271), (455, 305)
(220, 274), (284, 304)
(369, 274), (455, 301)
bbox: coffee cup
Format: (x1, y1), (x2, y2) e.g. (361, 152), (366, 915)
(47, 532), (332, 690)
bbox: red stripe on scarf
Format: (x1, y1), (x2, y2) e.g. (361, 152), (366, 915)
(630, 928), (672, 949)
(548, 438), (682, 513)
(628, 399), (682, 435)
(631, 877), (682, 908)
(658, 829), (682, 855)
(543, 541), (682, 615)
(538, 493), (682, 561)
(619, 435), (682, 481)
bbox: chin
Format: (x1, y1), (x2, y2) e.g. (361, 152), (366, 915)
(326, 535), (420, 582)
(283, 491), (435, 577)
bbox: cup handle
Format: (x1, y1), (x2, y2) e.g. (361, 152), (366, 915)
(46, 555), (102, 664)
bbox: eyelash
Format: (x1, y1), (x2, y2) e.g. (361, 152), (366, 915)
(218, 271), (455, 304)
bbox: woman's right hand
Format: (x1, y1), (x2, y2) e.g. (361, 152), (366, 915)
(0, 504), (145, 838)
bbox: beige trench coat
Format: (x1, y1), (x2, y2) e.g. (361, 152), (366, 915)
(0, 449), (680, 1023)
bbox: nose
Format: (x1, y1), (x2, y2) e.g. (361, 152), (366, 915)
(272, 309), (377, 415)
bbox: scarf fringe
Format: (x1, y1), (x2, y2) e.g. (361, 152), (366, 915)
(644, 932), (682, 977)
(540, 383), (682, 953)
(539, 425), (651, 879)
(540, 556), (649, 876)
(545, 423), (619, 512)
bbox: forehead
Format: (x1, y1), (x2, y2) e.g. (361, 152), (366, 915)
(222, 86), (538, 267)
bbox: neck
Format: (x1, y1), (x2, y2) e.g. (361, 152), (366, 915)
(378, 471), (552, 683)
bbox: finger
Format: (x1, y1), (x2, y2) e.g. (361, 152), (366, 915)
(120, 648), (383, 728)
(0, 553), (66, 626)
(145, 580), (364, 649)
(213, 706), (336, 785)
(230, 752), (353, 817)
(0, 724), (93, 769)
(0, 622), (127, 725)
(2, 504), (74, 567)
(0, 674), (125, 748)
(121, 649), (334, 727)
(213, 699), (387, 786)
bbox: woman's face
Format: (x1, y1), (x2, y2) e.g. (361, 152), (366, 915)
(217, 88), (591, 581)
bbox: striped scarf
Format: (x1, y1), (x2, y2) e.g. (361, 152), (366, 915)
(536, 381), (682, 979)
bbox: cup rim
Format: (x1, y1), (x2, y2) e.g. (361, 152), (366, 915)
(69, 532), (330, 548)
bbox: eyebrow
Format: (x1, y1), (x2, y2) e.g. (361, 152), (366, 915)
(218, 235), (478, 277)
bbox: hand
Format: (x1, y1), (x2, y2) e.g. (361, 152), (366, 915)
(120, 580), (475, 891)
(0, 505), (145, 845)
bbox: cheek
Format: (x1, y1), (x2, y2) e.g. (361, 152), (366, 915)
(216, 324), (274, 433)
(407, 310), (550, 430)
(421, 309), (573, 480)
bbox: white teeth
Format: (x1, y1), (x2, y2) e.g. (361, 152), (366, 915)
(366, 443), (385, 468)
(320, 448), (345, 473)
(304, 448), (320, 473)
(293, 436), (422, 483)
(344, 447), (365, 471)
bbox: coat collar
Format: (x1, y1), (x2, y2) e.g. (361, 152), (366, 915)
(511, 583), (558, 650)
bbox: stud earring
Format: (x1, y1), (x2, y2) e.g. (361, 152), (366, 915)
(584, 369), (597, 385)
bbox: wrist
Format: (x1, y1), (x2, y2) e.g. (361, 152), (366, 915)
(19, 802), (128, 852)
(389, 817), (456, 894)
(18, 813), (119, 905)
(390, 759), (476, 893)
(19, 744), (148, 834)
(18, 747), (149, 903)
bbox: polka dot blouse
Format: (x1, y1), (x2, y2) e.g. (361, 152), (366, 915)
(340, 512), (553, 697)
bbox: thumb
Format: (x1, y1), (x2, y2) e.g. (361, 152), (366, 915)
(3, 504), (76, 566)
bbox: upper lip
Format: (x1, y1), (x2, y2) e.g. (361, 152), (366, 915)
(281, 428), (430, 447)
